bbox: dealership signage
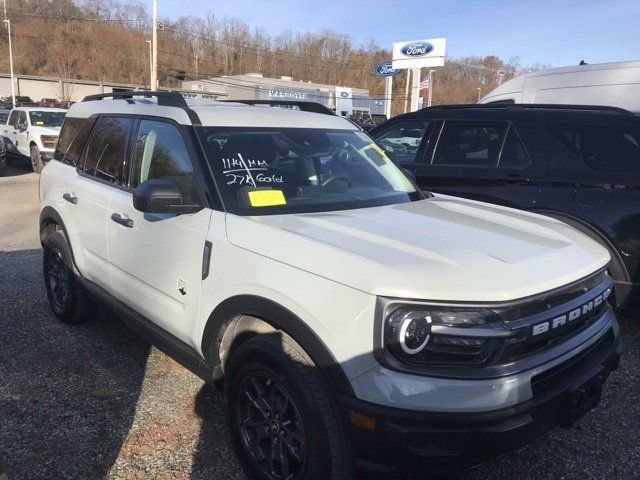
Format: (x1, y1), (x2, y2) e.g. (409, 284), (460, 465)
(335, 86), (353, 116)
(267, 88), (308, 100)
(375, 62), (401, 77)
(392, 38), (446, 69)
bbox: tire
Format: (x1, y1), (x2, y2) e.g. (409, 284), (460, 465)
(0, 154), (5, 177)
(30, 144), (43, 174)
(224, 331), (351, 480)
(43, 230), (89, 324)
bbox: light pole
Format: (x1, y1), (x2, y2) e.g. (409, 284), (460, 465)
(145, 40), (152, 89)
(477, 87), (482, 102)
(151, 0), (158, 90)
(427, 69), (434, 107)
(3, 0), (15, 107)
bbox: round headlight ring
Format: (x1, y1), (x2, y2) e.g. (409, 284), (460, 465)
(399, 315), (431, 354)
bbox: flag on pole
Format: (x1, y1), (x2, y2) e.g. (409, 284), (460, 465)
(419, 75), (430, 91)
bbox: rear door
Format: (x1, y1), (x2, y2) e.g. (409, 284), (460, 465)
(414, 119), (547, 208)
(107, 118), (211, 343)
(62, 115), (133, 292)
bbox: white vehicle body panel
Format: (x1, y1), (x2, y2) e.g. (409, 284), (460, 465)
(226, 195), (609, 302)
(108, 187), (212, 343)
(480, 61), (640, 112)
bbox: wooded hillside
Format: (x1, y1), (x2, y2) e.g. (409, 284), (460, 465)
(2, 0), (545, 114)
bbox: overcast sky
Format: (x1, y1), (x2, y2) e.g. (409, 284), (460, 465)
(159, 0), (640, 68)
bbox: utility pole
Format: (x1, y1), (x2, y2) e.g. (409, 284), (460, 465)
(145, 40), (152, 89)
(498, 71), (504, 86)
(3, 0), (15, 107)
(151, 0), (158, 90)
(477, 87), (482, 102)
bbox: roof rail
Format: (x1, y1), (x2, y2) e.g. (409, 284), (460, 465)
(427, 103), (633, 115)
(82, 90), (201, 124)
(220, 99), (335, 116)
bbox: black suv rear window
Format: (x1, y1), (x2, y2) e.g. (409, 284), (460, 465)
(548, 123), (640, 174)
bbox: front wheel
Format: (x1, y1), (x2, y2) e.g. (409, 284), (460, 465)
(30, 144), (44, 174)
(224, 332), (351, 480)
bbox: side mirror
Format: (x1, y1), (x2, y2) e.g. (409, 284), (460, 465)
(133, 179), (201, 214)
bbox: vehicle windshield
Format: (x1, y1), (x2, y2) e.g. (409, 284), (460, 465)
(197, 127), (420, 215)
(29, 111), (65, 127)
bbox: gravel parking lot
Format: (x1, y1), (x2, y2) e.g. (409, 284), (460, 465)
(1, 164), (638, 479)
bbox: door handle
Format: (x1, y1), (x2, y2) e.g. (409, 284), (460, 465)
(111, 213), (133, 228)
(62, 193), (78, 204)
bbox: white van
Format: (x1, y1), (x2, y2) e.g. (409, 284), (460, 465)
(480, 61), (640, 112)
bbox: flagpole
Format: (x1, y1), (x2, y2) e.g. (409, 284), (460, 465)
(427, 69), (434, 107)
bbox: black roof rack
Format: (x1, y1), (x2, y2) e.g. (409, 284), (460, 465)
(81, 90), (201, 124)
(220, 99), (335, 116)
(426, 103), (633, 115)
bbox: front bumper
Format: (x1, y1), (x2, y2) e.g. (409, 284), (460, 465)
(338, 320), (622, 473)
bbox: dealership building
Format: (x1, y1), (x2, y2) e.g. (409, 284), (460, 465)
(182, 73), (386, 117)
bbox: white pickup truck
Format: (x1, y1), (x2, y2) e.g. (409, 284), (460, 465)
(2, 107), (66, 173)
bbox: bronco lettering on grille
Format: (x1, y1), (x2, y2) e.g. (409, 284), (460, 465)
(531, 287), (611, 336)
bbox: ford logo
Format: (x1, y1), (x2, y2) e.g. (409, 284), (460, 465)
(401, 42), (434, 57)
(375, 62), (401, 76)
(340, 91), (349, 98)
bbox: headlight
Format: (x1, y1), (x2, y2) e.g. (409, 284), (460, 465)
(383, 306), (514, 368)
(41, 135), (58, 148)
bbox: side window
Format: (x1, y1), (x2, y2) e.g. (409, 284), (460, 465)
(130, 120), (197, 202)
(375, 122), (430, 160)
(499, 127), (530, 168)
(82, 116), (133, 183)
(7, 111), (18, 127)
(17, 111), (27, 127)
(548, 123), (640, 174)
(54, 117), (96, 167)
(432, 121), (508, 167)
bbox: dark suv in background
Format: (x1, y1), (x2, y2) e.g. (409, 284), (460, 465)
(370, 104), (640, 307)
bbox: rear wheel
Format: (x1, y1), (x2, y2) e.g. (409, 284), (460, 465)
(30, 144), (43, 174)
(224, 332), (351, 480)
(43, 230), (89, 324)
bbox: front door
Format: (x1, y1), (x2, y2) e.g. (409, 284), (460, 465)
(415, 120), (546, 209)
(107, 118), (211, 343)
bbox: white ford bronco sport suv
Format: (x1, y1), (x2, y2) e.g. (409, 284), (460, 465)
(3, 106), (66, 173)
(39, 92), (622, 478)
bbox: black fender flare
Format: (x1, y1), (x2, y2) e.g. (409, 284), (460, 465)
(39, 206), (79, 274)
(201, 295), (355, 396)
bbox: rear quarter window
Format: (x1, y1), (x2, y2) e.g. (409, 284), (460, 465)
(548, 122), (640, 174)
(54, 117), (96, 167)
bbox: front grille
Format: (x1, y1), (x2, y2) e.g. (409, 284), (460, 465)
(497, 299), (607, 364)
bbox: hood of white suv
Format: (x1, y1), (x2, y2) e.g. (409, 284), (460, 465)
(226, 195), (610, 302)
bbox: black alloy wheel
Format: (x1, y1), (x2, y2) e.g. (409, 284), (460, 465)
(236, 372), (307, 479)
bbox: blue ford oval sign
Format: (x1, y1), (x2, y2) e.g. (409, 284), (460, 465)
(375, 62), (401, 77)
(401, 42), (434, 57)
(340, 91), (350, 98)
